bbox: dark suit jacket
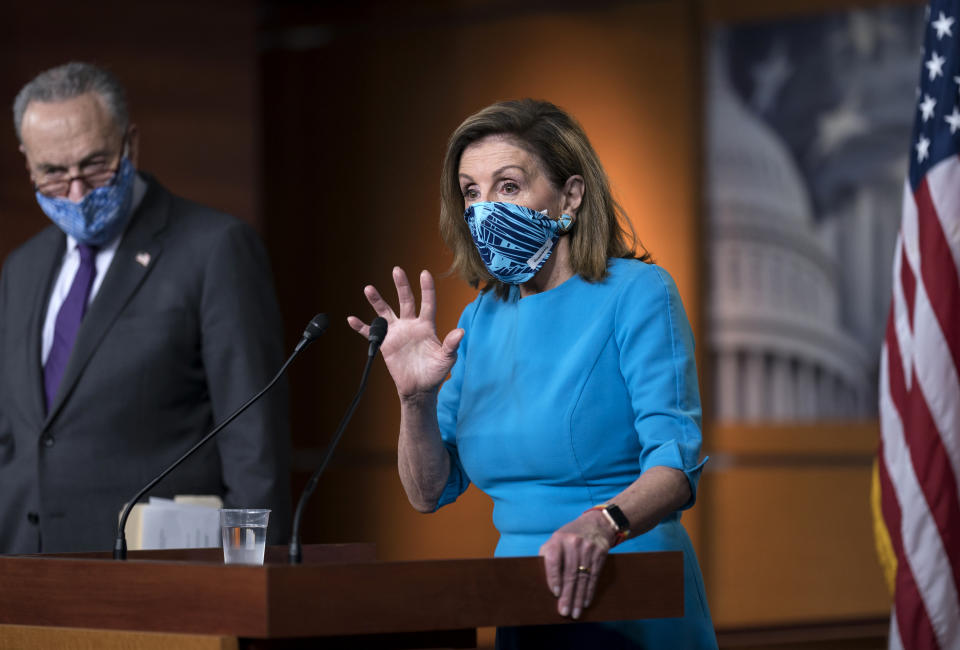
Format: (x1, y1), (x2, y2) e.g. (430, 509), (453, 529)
(0, 175), (292, 553)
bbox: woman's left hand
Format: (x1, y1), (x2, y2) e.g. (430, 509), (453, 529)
(538, 509), (615, 619)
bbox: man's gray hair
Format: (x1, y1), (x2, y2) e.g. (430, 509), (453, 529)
(12, 62), (129, 143)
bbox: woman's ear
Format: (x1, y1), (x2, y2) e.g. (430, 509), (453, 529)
(561, 175), (584, 215)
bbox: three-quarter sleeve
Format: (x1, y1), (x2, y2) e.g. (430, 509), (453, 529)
(434, 298), (482, 509)
(616, 265), (707, 509)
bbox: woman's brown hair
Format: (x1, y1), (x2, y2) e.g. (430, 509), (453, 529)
(439, 99), (649, 298)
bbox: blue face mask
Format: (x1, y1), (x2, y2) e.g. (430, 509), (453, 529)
(464, 201), (564, 285)
(35, 157), (136, 247)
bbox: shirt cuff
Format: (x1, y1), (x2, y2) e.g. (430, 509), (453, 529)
(641, 439), (709, 510)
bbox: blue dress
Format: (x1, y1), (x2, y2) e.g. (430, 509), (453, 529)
(436, 258), (717, 648)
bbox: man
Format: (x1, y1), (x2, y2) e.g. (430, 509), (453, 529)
(0, 62), (292, 554)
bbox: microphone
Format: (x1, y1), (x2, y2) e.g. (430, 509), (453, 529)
(288, 316), (387, 564)
(367, 316), (387, 354)
(297, 313), (330, 352)
(113, 313), (329, 560)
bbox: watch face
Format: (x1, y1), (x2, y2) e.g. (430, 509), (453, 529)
(605, 504), (631, 532)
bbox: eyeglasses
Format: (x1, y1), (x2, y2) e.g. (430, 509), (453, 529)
(32, 135), (127, 198)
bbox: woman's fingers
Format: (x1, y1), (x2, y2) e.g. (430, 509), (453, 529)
(440, 328), (464, 361)
(418, 269), (437, 323)
(557, 540), (581, 618)
(582, 550), (607, 610)
(571, 544), (606, 618)
(393, 266), (419, 320)
(539, 532), (607, 619)
(363, 284), (398, 322)
(540, 540), (563, 598)
(540, 535), (583, 618)
(346, 315), (369, 339)
(364, 268), (437, 324)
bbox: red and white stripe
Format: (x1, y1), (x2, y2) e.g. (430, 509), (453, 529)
(879, 159), (960, 650)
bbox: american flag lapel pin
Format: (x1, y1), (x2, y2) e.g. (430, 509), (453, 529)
(135, 251), (151, 268)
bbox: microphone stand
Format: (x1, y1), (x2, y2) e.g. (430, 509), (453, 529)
(288, 317), (386, 564)
(113, 314), (328, 560)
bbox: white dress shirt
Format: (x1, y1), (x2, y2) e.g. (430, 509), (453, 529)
(41, 174), (148, 364)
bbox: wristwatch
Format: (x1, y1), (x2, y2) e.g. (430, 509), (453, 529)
(592, 503), (630, 545)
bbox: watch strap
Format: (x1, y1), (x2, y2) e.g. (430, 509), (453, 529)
(586, 503), (631, 546)
(602, 503), (631, 533)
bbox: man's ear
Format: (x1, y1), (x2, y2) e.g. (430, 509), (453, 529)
(126, 124), (140, 167)
(561, 174), (584, 216)
(20, 144), (32, 177)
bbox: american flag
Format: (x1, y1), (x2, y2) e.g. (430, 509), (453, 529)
(877, 0), (960, 648)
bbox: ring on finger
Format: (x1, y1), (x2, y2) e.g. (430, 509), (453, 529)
(576, 565), (591, 575)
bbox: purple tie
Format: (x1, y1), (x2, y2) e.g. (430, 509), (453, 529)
(44, 244), (98, 411)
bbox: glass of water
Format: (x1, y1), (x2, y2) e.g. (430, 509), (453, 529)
(220, 508), (270, 565)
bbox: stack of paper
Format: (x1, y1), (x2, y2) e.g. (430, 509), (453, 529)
(122, 495), (222, 550)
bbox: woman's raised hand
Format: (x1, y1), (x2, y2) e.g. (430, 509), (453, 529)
(348, 267), (464, 401)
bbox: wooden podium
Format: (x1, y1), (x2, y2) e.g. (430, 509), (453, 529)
(0, 545), (682, 649)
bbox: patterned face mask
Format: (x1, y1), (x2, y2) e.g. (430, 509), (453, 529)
(464, 201), (565, 285)
(35, 157), (136, 247)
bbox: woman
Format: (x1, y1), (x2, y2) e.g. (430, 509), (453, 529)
(349, 99), (716, 648)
